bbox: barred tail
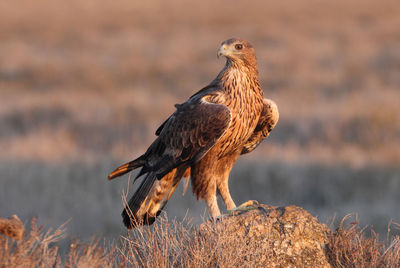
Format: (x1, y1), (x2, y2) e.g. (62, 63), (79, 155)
(122, 167), (190, 229)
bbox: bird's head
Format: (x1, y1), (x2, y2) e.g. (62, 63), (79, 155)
(217, 38), (257, 69)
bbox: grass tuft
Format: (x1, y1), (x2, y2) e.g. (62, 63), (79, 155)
(326, 215), (400, 267)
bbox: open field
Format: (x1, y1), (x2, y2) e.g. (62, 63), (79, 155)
(1, 0), (400, 257)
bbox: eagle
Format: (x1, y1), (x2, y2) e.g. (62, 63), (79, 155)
(108, 38), (279, 229)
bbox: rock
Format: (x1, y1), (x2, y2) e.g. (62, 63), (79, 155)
(0, 214), (25, 240)
(198, 204), (331, 267)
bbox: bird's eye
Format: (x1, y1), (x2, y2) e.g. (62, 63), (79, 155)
(235, 44), (243, 50)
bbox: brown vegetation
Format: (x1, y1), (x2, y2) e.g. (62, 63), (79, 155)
(1, 210), (399, 267)
(0, 217), (116, 268)
(326, 216), (400, 267)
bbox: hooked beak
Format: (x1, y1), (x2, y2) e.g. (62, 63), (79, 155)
(217, 44), (228, 58)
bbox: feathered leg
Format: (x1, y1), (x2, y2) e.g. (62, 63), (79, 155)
(216, 152), (240, 211)
(191, 159), (221, 218)
(205, 192), (221, 217)
(217, 179), (236, 211)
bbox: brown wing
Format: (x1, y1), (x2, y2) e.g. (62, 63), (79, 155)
(141, 97), (232, 179)
(241, 98), (279, 154)
(155, 84), (216, 136)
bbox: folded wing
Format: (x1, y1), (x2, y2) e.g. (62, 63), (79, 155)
(118, 96), (232, 228)
(241, 98), (279, 155)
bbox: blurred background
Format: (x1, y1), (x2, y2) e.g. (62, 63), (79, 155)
(1, 0), (399, 246)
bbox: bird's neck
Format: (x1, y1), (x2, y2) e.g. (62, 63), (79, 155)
(217, 59), (262, 97)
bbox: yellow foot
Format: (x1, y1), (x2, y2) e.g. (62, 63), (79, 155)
(227, 200), (259, 215)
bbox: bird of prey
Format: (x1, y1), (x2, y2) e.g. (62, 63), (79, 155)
(108, 38), (279, 229)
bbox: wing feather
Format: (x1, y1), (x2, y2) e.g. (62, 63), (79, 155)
(154, 84), (217, 136)
(143, 95), (231, 179)
(241, 98), (279, 154)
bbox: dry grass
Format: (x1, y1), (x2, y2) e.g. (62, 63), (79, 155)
(0, 218), (117, 268)
(1, 215), (399, 267)
(326, 216), (400, 267)
(0, 217), (64, 267)
(119, 215), (273, 267)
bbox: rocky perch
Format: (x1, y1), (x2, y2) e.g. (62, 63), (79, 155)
(198, 204), (331, 267)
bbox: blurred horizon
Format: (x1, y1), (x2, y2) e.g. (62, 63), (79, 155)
(1, 0), (399, 245)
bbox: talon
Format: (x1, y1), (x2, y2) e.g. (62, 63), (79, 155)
(238, 200), (259, 208)
(227, 200), (260, 215)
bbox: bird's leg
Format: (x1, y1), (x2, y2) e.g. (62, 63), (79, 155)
(217, 179), (236, 211)
(205, 194), (221, 218)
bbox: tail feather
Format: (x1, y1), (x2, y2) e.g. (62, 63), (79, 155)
(122, 167), (190, 229)
(108, 155), (146, 180)
(122, 172), (157, 228)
